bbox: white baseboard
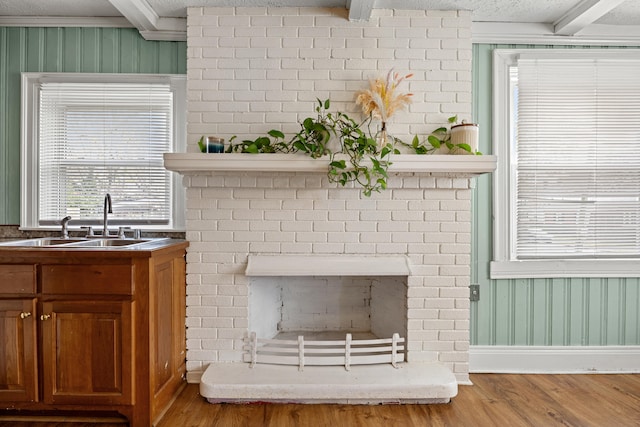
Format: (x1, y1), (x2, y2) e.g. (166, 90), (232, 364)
(470, 345), (640, 374)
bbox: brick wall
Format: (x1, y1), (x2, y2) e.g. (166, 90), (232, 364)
(186, 6), (472, 150)
(184, 6), (473, 384)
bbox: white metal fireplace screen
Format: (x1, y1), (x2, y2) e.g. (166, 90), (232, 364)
(245, 332), (405, 371)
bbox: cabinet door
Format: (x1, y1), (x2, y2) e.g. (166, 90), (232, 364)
(41, 300), (133, 406)
(149, 255), (186, 418)
(0, 299), (38, 402)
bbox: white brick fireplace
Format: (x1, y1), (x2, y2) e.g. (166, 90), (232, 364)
(166, 6), (496, 403)
(165, 156), (496, 402)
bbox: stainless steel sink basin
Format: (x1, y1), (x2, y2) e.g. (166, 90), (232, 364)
(0, 237), (157, 249)
(73, 239), (149, 247)
(0, 238), (88, 247)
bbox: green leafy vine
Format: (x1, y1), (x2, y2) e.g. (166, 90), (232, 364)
(226, 99), (395, 196)
(204, 103), (481, 196)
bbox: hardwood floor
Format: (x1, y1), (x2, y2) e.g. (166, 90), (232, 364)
(1, 374), (638, 426)
(156, 374), (640, 427)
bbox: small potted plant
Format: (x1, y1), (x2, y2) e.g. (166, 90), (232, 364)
(402, 116), (482, 155)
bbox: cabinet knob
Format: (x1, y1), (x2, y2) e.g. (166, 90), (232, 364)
(20, 312), (32, 319)
(40, 314), (51, 321)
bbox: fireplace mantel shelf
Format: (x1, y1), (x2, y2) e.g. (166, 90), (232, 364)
(246, 255), (411, 276)
(163, 153), (496, 175)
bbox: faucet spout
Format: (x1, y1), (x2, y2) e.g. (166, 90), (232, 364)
(103, 193), (112, 236)
(60, 216), (72, 239)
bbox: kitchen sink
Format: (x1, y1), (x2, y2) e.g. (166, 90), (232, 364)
(73, 239), (149, 247)
(0, 238), (89, 247)
(0, 237), (157, 248)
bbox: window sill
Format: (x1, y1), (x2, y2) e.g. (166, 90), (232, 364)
(490, 259), (640, 279)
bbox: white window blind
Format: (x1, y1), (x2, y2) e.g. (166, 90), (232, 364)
(515, 56), (640, 259)
(37, 81), (173, 227)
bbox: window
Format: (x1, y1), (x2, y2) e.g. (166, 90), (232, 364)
(491, 50), (640, 278)
(21, 73), (186, 231)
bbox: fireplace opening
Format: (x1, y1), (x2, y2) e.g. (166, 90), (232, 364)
(247, 276), (408, 367)
(249, 276), (407, 340)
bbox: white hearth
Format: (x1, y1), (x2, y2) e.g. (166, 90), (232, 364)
(200, 362), (457, 404)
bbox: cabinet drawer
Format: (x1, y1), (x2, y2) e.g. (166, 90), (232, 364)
(0, 265), (36, 294)
(41, 264), (133, 295)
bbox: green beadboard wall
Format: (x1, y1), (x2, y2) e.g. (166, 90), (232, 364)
(0, 27), (186, 224)
(470, 43), (640, 346)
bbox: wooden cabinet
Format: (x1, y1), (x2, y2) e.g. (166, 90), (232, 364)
(0, 241), (188, 426)
(40, 300), (134, 406)
(0, 264), (38, 403)
(0, 298), (38, 403)
(149, 253), (187, 418)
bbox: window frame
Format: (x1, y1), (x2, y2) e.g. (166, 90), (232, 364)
(490, 49), (640, 279)
(21, 72), (186, 231)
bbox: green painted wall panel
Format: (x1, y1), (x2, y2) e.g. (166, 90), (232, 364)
(472, 43), (640, 347)
(63, 28), (80, 71)
(513, 280), (530, 345)
(119, 30), (139, 73)
(0, 30), (8, 223)
(44, 28), (62, 70)
(25, 28), (43, 71)
(625, 283), (640, 343)
(568, 280), (585, 345)
(100, 28), (119, 73)
(0, 27), (186, 224)
(530, 279), (547, 345)
(587, 279), (602, 344)
(2, 28), (24, 224)
(81, 29), (100, 72)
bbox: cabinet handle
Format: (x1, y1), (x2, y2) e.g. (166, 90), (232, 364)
(20, 312), (32, 319)
(40, 314), (51, 321)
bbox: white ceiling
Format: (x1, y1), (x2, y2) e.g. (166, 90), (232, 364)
(0, 0), (639, 43)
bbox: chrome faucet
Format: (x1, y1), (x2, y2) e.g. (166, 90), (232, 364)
(103, 193), (112, 237)
(60, 216), (72, 239)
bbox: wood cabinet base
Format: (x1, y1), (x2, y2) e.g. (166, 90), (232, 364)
(0, 241), (188, 427)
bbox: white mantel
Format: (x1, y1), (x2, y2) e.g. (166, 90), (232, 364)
(163, 153), (497, 176)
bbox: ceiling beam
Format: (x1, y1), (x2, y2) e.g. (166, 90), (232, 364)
(473, 21), (640, 46)
(347, 0), (375, 22)
(108, 0), (186, 41)
(553, 0), (626, 36)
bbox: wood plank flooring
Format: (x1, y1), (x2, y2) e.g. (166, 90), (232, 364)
(155, 374), (640, 427)
(1, 374), (638, 426)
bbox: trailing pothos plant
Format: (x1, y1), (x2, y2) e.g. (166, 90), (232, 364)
(327, 117), (398, 197)
(219, 101), (481, 196)
(401, 115), (482, 155)
(226, 99), (397, 197)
